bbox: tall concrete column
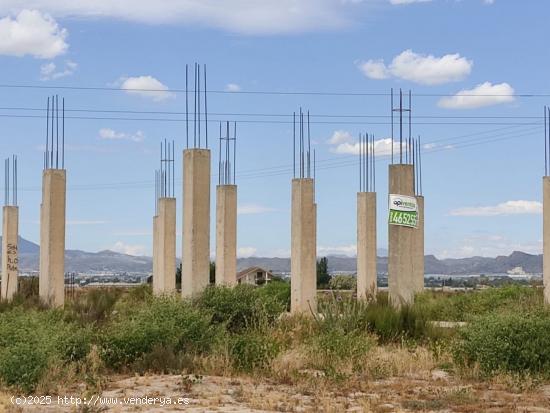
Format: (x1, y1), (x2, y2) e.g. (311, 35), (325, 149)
(357, 192), (377, 300)
(216, 185), (237, 286)
(154, 198), (176, 295)
(1, 206), (18, 300)
(39, 169), (66, 307)
(412, 195), (425, 293)
(152, 215), (158, 290)
(291, 178), (317, 315)
(544, 177), (550, 304)
(182, 149), (211, 297)
(388, 164), (415, 307)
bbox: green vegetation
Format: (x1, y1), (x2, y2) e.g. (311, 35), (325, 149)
(0, 283), (549, 394)
(453, 311), (550, 376)
(414, 285), (543, 322)
(328, 274), (356, 290)
(316, 257), (331, 288)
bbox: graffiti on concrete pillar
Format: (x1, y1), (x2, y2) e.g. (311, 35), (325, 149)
(6, 243), (18, 272)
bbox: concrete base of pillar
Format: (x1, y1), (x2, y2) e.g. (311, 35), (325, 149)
(153, 198), (176, 295)
(1, 206), (18, 300)
(412, 195), (425, 294)
(39, 169), (66, 307)
(544, 177), (550, 305)
(291, 178), (317, 315)
(388, 164), (415, 307)
(357, 192), (377, 300)
(182, 149), (211, 298)
(216, 185), (237, 286)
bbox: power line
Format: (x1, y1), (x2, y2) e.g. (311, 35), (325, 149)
(0, 83), (548, 98)
(0, 106), (542, 119)
(6, 123), (540, 191)
(0, 113), (539, 126)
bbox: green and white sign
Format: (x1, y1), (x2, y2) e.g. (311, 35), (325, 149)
(388, 194), (418, 228)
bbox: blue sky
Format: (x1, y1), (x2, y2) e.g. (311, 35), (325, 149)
(0, 0), (546, 259)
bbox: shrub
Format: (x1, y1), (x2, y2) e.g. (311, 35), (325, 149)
(195, 284), (287, 333)
(100, 297), (219, 370)
(257, 281), (290, 312)
(230, 331), (281, 371)
(453, 311), (550, 376)
(65, 288), (123, 325)
(318, 294), (434, 344)
(415, 285), (543, 322)
(329, 275), (356, 290)
(0, 309), (91, 392)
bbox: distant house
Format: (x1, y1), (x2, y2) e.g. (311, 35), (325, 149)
(237, 266), (273, 286)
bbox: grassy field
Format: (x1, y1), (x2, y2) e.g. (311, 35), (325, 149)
(0, 281), (549, 412)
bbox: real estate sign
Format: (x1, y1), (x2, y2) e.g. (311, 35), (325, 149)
(388, 194), (418, 228)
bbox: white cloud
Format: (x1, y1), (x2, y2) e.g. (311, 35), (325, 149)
(0, 1), (361, 35)
(0, 10), (68, 58)
(118, 76), (175, 102)
(318, 244), (357, 257)
(357, 59), (389, 80)
(390, 0), (432, 4)
(329, 135), (404, 157)
(327, 130), (354, 145)
(484, 0), (495, 4)
(358, 49), (472, 85)
(111, 241), (147, 256)
(99, 128), (145, 142)
(40, 59), (77, 80)
(238, 247), (257, 258)
(237, 204), (277, 215)
(449, 200), (542, 217)
(438, 82), (515, 109)
(225, 83), (241, 92)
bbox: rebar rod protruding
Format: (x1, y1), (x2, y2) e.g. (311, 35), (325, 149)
(372, 134), (376, 192)
(62, 98), (65, 169)
(359, 132), (363, 192)
(204, 64), (208, 149)
(418, 136), (424, 195)
(50, 95), (54, 168)
(46, 96), (50, 170)
(391, 88), (394, 165)
(307, 111), (311, 179)
(194, 63), (197, 148)
(293, 112), (296, 178)
(56, 95), (59, 169)
(233, 122), (236, 185)
(186, 64), (189, 149)
(399, 89), (403, 164)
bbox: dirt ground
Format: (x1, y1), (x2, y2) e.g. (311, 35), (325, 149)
(1, 370), (550, 413)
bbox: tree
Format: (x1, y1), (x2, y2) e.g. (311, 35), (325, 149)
(317, 257), (331, 288)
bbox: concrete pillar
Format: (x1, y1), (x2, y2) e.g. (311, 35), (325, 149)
(388, 164), (415, 307)
(544, 177), (550, 305)
(182, 149), (211, 297)
(357, 192), (377, 300)
(152, 215), (158, 290)
(216, 185), (237, 286)
(291, 178), (317, 315)
(154, 198), (176, 295)
(412, 195), (425, 294)
(1, 206), (18, 300)
(39, 169), (66, 307)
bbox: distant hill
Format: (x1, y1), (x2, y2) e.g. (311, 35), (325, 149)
(0, 238), (543, 275)
(237, 251), (542, 275)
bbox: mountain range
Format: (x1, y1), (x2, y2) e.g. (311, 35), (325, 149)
(1, 237), (542, 275)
